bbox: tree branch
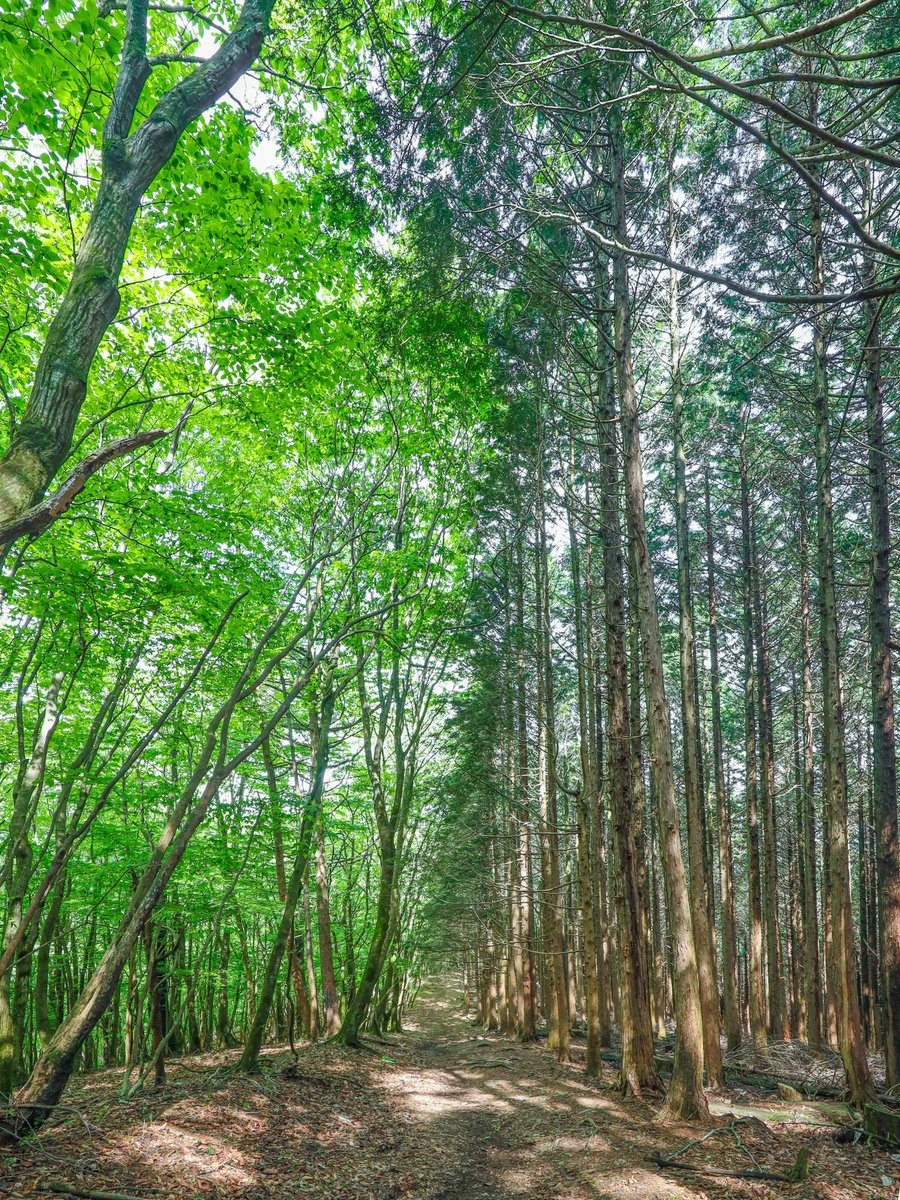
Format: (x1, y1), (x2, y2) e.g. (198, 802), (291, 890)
(0, 429), (168, 546)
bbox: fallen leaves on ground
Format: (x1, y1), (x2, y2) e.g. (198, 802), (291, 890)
(3, 989), (899, 1200)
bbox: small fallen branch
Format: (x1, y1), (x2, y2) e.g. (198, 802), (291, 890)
(42, 1183), (150, 1200)
(653, 1147), (810, 1183)
(652, 1118), (811, 1185)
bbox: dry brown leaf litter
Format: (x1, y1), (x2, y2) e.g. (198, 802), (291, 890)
(3, 989), (899, 1200)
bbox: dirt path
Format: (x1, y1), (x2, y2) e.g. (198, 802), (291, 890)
(371, 983), (890, 1200)
(5, 983), (898, 1200)
(381, 983), (896, 1200)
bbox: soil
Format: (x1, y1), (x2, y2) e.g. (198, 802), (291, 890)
(5, 984), (899, 1200)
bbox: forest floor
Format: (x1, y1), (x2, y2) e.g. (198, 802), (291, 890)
(5, 984), (900, 1200)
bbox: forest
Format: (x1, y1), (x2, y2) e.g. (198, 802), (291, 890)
(1, 0), (899, 1197)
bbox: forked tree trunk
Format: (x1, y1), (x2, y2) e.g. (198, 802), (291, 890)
(35, 865), (67, 1049)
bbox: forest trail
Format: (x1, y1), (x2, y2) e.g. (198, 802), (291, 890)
(390, 982), (872, 1200)
(6, 982), (899, 1200)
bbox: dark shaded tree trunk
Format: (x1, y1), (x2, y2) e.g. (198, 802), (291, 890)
(564, 468), (602, 1076)
(533, 422), (570, 1062)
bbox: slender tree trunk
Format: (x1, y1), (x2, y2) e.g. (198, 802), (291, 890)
(303, 866), (319, 1041)
(810, 177), (872, 1107)
(787, 824), (803, 1040)
(611, 106), (707, 1121)
(315, 822), (342, 1037)
(266, 736), (310, 1035)
(798, 484), (824, 1049)
(585, 524), (613, 1047)
(144, 920), (168, 1086)
(863, 169), (900, 1085)
(239, 685), (334, 1071)
(703, 474), (741, 1051)
(506, 707), (526, 1036)
(751, 517), (788, 1040)
(592, 318), (657, 1094)
(515, 534), (538, 1042)
(566, 477), (602, 1075)
(740, 420), (767, 1051)
(669, 238), (723, 1086)
(234, 908), (256, 1030)
(533, 422), (570, 1062)
(217, 927), (236, 1047)
(0, 675), (62, 1095)
(859, 781), (874, 1045)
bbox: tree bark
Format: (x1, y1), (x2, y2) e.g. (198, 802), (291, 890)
(669, 234), (723, 1086)
(798, 483), (824, 1048)
(703, 473), (742, 1051)
(0, 674), (63, 1095)
(810, 175), (872, 1107)
(863, 167), (900, 1085)
(0, 0), (277, 531)
(533, 420), (570, 1062)
(564, 466), (602, 1075)
(751, 515), (788, 1040)
(315, 822), (342, 1038)
(740, 419), (767, 1051)
(611, 105), (707, 1121)
(515, 535), (539, 1040)
(592, 316), (658, 1095)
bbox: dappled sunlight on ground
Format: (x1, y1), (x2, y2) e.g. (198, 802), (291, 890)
(385, 981), (900, 1200)
(5, 982), (899, 1200)
(105, 1114), (260, 1189)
